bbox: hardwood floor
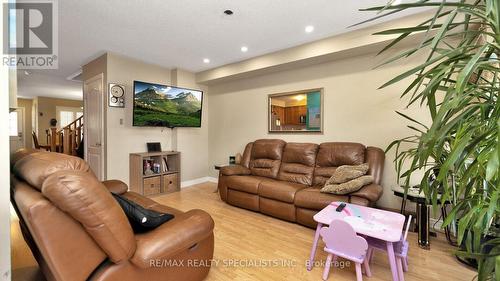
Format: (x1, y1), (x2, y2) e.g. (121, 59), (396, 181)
(11, 182), (476, 281)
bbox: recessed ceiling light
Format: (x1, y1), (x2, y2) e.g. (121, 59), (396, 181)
(305, 25), (314, 33)
(241, 46), (248, 52)
(203, 58), (210, 64)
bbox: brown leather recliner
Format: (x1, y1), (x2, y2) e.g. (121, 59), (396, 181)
(10, 149), (214, 281)
(218, 140), (384, 228)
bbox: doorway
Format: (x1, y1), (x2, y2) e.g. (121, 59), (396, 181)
(83, 73), (105, 180)
(9, 108), (25, 155)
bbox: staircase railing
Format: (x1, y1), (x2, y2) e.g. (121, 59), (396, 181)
(49, 115), (83, 155)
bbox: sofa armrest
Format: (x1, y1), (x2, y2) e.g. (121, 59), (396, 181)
(131, 209), (214, 269)
(102, 180), (128, 195)
(349, 183), (383, 203)
(220, 165), (251, 176)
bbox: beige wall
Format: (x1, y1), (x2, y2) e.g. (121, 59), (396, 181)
(105, 54), (209, 185)
(9, 69), (17, 108)
(208, 49), (431, 210)
(35, 97), (83, 145)
(82, 53), (107, 81)
(106, 53), (172, 182)
(171, 69), (210, 183)
(17, 98), (33, 148)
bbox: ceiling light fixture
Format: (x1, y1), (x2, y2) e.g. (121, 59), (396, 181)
(203, 58), (210, 64)
(241, 46), (248, 52)
(294, 94), (306, 101)
(305, 25), (314, 33)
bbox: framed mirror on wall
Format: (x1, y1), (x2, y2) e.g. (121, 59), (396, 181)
(268, 88), (323, 133)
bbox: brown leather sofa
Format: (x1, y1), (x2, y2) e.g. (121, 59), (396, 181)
(218, 140), (384, 228)
(10, 149), (214, 281)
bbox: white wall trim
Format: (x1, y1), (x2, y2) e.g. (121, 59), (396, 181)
(430, 217), (457, 236)
(181, 176), (212, 188)
(180, 176), (218, 188)
(207, 177), (218, 183)
(429, 218), (444, 233)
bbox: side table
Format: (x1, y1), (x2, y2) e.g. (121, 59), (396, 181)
(392, 186), (452, 249)
(394, 186), (430, 249)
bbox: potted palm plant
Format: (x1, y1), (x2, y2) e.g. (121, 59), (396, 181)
(358, 0), (499, 280)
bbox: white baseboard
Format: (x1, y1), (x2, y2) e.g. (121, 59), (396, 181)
(207, 177), (218, 183)
(430, 217), (457, 236)
(181, 177), (209, 188)
(181, 176), (218, 188)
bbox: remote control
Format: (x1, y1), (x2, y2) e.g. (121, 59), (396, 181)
(336, 203), (346, 212)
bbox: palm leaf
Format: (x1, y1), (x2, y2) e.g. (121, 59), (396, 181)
(361, 1), (500, 279)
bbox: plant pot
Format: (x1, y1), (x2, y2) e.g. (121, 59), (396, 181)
(456, 225), (500, 269)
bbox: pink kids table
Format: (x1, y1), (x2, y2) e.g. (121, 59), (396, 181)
(307, 202), (406, 281)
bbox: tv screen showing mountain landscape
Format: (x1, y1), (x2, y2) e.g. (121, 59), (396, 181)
(133, 81), (203, 127)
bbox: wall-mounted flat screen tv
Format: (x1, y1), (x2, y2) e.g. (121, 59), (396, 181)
(133, 81), (203, 128)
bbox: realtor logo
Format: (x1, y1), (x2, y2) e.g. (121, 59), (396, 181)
(3, 0), (58, 69)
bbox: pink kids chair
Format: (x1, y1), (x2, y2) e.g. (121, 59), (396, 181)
(320, 219), (371, 281)
(366, 215), (412, 281)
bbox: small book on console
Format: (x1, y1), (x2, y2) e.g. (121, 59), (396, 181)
(163, 157), (169, 172)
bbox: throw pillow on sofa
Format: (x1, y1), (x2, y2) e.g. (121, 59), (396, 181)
(326, 163), (370, 184)
(321, 175), (374, 195)
(112, 194), (174, 233)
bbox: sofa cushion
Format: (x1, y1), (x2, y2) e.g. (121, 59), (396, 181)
(225, 175), (267, 194)
(13, 151), (93, 190)
(349, 196), (370, 206)
(10, 148), (42, 169)
(102, 180), (128, 195)
(258, 179), (307, 203)
(278, 142), (318, 185)
(42, 170), (136, 263)
(227, 190), (260, 211)
(313, 166), (337, 186)
(349, 183), (384, 202)
(112, 193), (174, 233)
(220, 165), (251, 176)
(259, 197), (296, 222)
(249, 139), (286, 178)
(252, 139), (286, 160)
(313, 142), (366, 185)
(241, 142), (254, 168)
(294, 187), (349, 210)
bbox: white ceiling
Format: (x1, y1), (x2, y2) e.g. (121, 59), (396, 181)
(18, 0), (421, 100)
(18, 72), (82, 100)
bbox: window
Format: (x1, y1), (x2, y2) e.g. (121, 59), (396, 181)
(9, 111), (18, 136)
(56, 106), (83, 128)
(60, 111), (74, 128)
